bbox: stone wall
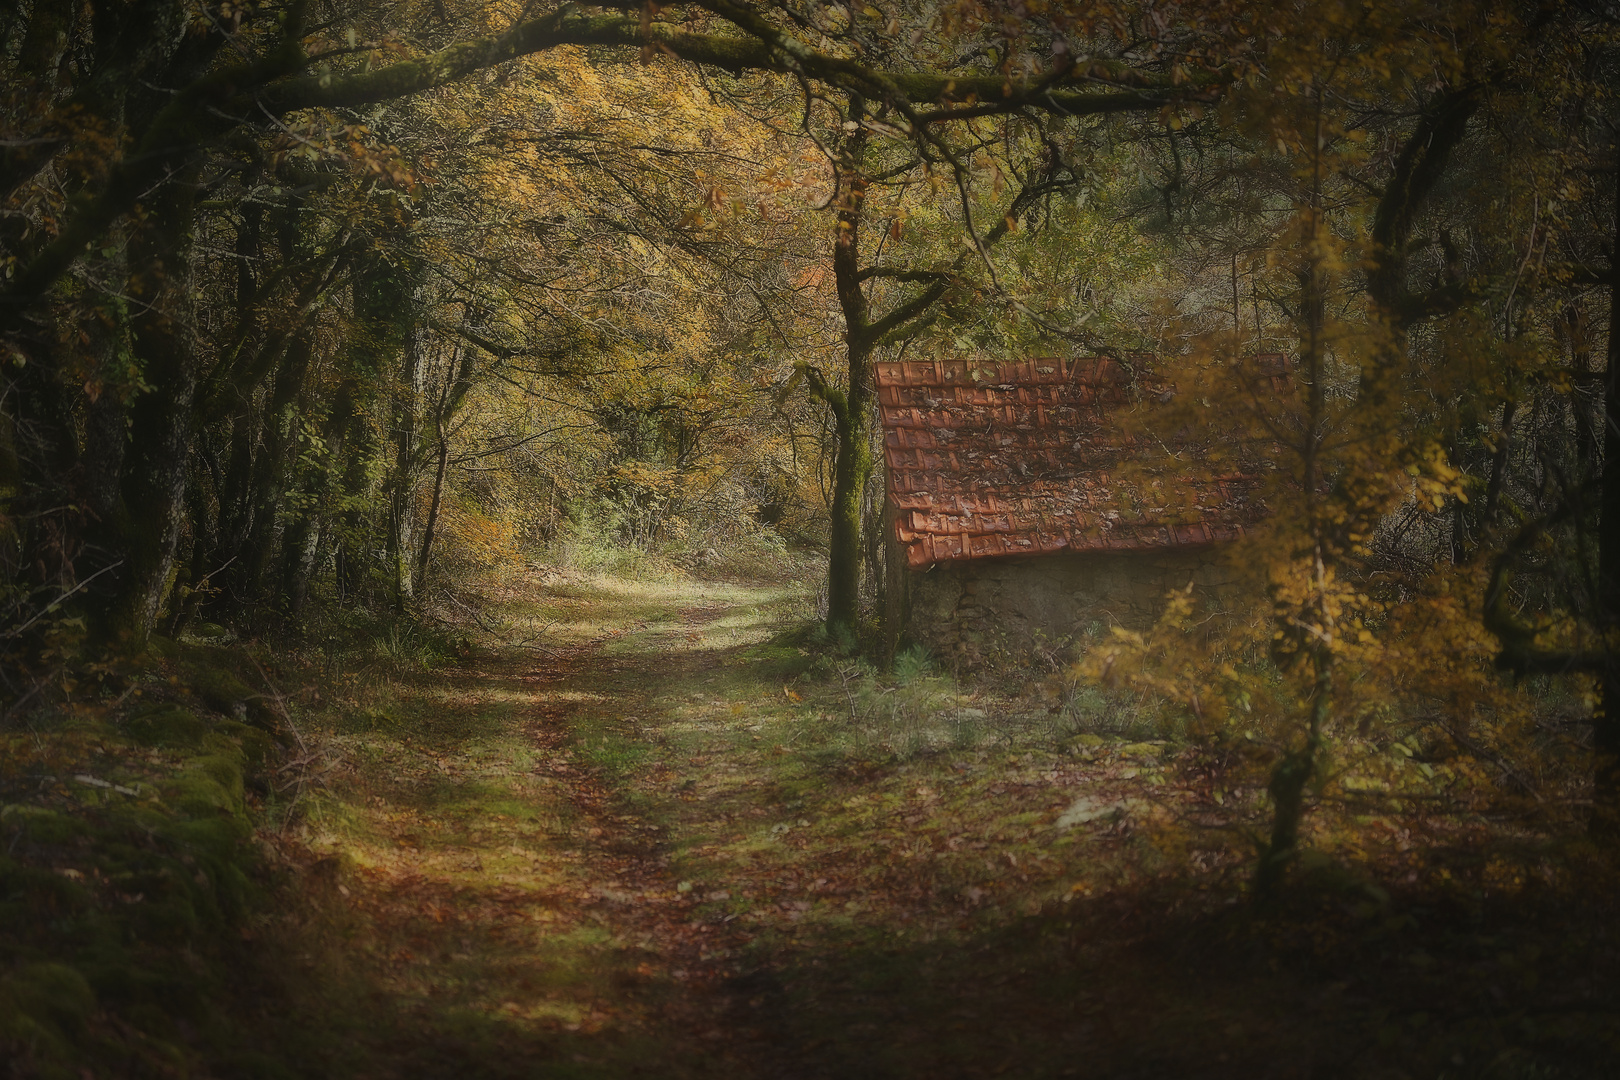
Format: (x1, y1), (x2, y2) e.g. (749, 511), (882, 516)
(905, 547), (1241, 670)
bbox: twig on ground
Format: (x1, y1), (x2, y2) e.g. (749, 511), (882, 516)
(246, 655), (307, 755)
(242, 654), (331, 833)
(837, 662), (862, 722)
(436, 587), (501, 631)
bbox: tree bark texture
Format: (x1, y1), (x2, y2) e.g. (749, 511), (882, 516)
(335, 248), (419, 603)
(823, 119), (874, 639)
(110, 172), (201, 640)
(1593, 160), (1620, 834)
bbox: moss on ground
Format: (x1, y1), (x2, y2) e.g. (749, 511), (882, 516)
(0, 642), (294, 1079)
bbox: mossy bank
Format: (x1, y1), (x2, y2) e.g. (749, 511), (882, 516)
(1, 639), (291, 1078)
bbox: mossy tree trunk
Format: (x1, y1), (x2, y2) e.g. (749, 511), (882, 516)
(823, 342), (874, 641)
(805, 106), (879, 642)
(239, 329), (314, 613)
(384, 304), (424, 612)
(333, 243), (419, 605)
(108, 170), (201, 641)
(211, 204), (265, 585)
(416, 335), (478, 592)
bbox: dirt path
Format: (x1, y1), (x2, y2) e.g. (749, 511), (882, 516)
(262, 570), (1614, 1080)
(273, 579), (786, 1078)
(272, 573), (1308, 1078)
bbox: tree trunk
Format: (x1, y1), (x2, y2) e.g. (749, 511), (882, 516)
(822, 115), (873, 641)
(415, 335), (477, 592)
(824, 352), (874, 640)
(1257, 637), (1331, 893)
(72, 251), (136, 616)
(239, 330), (314, 616)
(279, 508), (323, 620)
(279, 372), (349, 621)
(1593, 161), (1620, 835)
(106, 172), (200, 641)
(335, 248), (418, 604)
(210, 204), (266, 595)
(806, 97), (1057, 646)
(9, 333), (83, 595)
(416, 420), (450, 590)
(1257, 136), (1333, 892)
(385, 309), (423, 611)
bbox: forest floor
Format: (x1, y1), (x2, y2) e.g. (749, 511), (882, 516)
(250, 566), (1620, 1080)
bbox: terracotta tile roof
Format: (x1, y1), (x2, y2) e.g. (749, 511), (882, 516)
(877, 356), (1268, 569)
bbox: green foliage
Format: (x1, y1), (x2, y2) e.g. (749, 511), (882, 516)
(892, 643), (935, 685)
(1058, 685), (1166, 743)
(370, 622), (458, 674)
(125, 703), (210, 748)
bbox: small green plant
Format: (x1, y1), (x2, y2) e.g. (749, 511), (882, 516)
(892, 643), (934, 685)
(1059, 684), (1163, 741)
(373, 623), (454, 673)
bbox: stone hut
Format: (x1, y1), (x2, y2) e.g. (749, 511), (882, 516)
(877, 355), (1268, 668)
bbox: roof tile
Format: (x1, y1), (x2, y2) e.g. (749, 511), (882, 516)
(878, 356), (1266, 568)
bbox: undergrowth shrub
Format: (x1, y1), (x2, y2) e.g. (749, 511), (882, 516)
(369, 622), (459, 674)
(1059, 684), (1167, 742)
(892, 643), (936, 684)
(791, 645), (1017, 760)
(550, 509), (678, 578)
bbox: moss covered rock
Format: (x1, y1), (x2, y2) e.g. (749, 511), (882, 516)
(169, 754), (246, 818)
(212, 719), (275, 769)
(126, 704), (209, 748)
(184, 658), (284, 736)
(0, 640), (291, 1079)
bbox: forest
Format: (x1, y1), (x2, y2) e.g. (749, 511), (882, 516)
(2, 0), (1618, 1076)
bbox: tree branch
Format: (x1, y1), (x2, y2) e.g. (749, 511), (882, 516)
(854, 266), (955, 284)
(794, 361), (849, 424)
(1368, 84), (1484, 320)
(1483, 491), (1613, 676)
